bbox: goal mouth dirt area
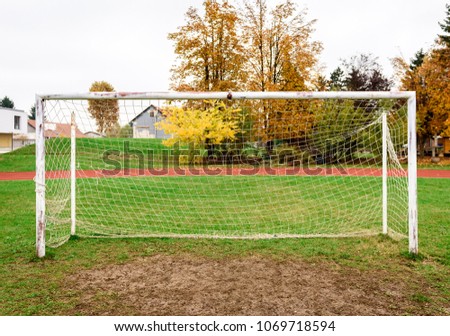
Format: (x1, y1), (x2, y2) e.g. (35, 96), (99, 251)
(65, 254), (441, 316)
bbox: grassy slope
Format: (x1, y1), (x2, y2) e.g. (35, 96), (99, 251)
(0, 178), (448, 315)
(2, 139), (450, 172)
(0, 138), (170, 172)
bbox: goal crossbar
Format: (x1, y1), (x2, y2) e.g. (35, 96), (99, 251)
(38, 91), (416, 101)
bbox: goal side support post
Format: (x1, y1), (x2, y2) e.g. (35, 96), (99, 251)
(407, 95), (418, 254)
(382, 112), (388, 235)
(71, 112), (76, 236)
(36, 96), (46, 258)
(35, 91), (419, 257)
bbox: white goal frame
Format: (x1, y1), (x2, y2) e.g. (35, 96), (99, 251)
(35, 91), (418, 257)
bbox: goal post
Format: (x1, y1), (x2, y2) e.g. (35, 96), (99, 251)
(35, 91), (418, 258)
(407, 94), (418, 254)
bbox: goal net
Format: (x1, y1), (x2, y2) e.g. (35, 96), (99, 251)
(35, 92), (417, 256)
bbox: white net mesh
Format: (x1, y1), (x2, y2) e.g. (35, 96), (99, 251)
(40, 95), (410, 247)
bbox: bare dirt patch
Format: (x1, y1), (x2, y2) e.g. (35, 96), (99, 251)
(65, 254), (438, 315)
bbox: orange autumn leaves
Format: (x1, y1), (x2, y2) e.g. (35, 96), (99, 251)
(167, 0), (322, 145)
(169, 0), (322, 93)
(393, 4), (450, 149)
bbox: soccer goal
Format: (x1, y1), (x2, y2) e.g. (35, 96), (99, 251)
(35, 91), (418, 257)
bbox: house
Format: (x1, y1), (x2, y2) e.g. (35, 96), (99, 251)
(84, 131), (105, 138)
(424, 136), (450, 156)
(130, 105), (171, 139)
(0, 107), (28, 153)
(28, 120), (85, 139)
(444, 138), (450, 155)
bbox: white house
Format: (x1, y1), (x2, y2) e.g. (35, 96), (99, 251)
(130, 105), (171, 139)
(0, 107), (28, 153)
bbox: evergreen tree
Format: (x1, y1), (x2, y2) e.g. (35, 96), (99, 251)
(409, 49), (426, 71)
(438, 4), (450, 47)
(0, 96), (15, 109)
(328, 67), (345, 91)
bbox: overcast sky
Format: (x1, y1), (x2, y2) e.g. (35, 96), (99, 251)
(0, 0), (447, 112)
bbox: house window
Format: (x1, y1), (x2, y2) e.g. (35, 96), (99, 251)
(14, 116), (21, 130)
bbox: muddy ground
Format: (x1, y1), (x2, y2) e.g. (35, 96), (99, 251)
(64, 254), (445, 315)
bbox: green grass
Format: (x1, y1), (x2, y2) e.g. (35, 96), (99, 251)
(2, 139), (450, 172)
(0, 177), (449, 315)
(0, 138), (171, 172)
(0, 138), (449, 314)
(0, 144), (36, 172)
(44, 175), (399, 247)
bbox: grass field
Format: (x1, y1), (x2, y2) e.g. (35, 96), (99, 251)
(43, 174), (407, 248)
(1, 139), (450, 172)
(0, 142), (449, 315)
(0, 139), (172, 172)
(0, 177), (449, 315)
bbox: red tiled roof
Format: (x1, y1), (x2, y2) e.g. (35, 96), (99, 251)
(28, 120), (85, 138)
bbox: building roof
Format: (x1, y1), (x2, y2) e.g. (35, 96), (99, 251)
(130, 105), (163, 123)
(0, 107), (26, 113)
(28, 120), (85, 138)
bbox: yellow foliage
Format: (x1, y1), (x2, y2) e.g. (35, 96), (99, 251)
(168, 0), (246, 91)
(398, 50), (450, 140)
(155, 101), (241, 148)
(242, 0), (322, 92)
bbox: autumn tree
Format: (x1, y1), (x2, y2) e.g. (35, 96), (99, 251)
(393, 5), (450, 157)
(168, 0), (245, 91)
(0, 96), (15, 109)
(401, 53), (449, 157)
(168, 0), (323, 150)
(241, 0), (322, 148)
(155, 101), (240, 164)
(242, 0), (322, 92)
(439, 3), (450, 136)
(87, 81), (119, 134)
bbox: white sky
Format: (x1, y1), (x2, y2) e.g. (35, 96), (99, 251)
(0, 0), (447, 112)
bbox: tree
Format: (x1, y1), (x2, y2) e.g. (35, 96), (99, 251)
(168, 0), (323, 148)
(241, 0), (322, 146)
(407, 54), (449, 156)
(155, 101), (240, 164)
(410, 49), (426, 71)
(312, 100), (375, 163)
(105, 124), (133, 138)
(432, 3), (450, 137)
(29, 105), (36, 120)
(341, 54), (392, 91)
(168, 0), (245, 91)
(87, 81), (119, 134)
(242, 0), (322, 91)
(0, 96), (15, 109)
(393, 52), (449, 157)
(393, 5), (450, 157)
(328, 67), (345, 91)
(438, 3), (450, 47)
(314, 74), (328, 91)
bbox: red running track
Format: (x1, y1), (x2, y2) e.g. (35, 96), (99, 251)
(1, 167), (450, 181)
